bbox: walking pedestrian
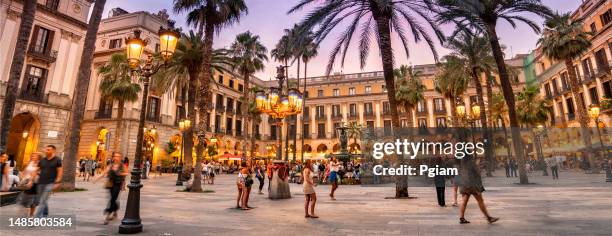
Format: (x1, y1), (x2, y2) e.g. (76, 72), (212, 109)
(19, 153), (41, 217)
(302, 159), (318, 218)
(458, 155), (499, 224)
(317, 161), (325, 184)
(255, 164), (264, 194)
(35, 145), (63, 218)
(549, 157), (559, 180)
(94, 152), (128, 224)
(510, 159), (518, 177)
(434, 157), (446, 207)
(504, 159), (510, 178)
(144, 159), (151, 179)
(156, 161), (162, 176)
(84, 157), (94, 181)
(329, 157), (339, 200)
(208, 162), (215, 184)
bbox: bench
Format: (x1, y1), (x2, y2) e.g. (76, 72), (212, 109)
(0, 191), (20, 206)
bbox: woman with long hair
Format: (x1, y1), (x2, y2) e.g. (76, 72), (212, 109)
(303, 159), (318, 218)
(95, 152), (128, 224)
(458, 155), (499, 224)
(20, 152), (41, 216)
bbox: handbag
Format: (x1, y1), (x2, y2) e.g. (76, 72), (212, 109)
(16, 178), (33, 191)
(105, 179), (113, 189)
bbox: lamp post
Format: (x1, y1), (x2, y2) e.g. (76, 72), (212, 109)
(456, 102), (481, 143)
(119, 26), (179, 234)
(255, 66), (303, 199)
(589, 104), (611, 182)
(176, 119), (191, 186)
(534, 125), (548, 176)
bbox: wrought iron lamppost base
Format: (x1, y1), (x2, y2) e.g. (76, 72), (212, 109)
(175, 165), (184, 186)
(268, 160), (291, 199)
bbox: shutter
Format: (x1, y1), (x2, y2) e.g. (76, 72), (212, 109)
(29, 26), (40, 51)
(45, 30), (55, 54)
(38, 68), (48, 100)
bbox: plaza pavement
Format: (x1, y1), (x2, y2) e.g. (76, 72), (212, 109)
(1, 170), (611, 236)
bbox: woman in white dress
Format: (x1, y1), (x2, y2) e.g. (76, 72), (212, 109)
(303, 159), (318, 218)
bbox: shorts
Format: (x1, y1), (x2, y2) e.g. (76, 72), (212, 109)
(329, 171), (338, 183)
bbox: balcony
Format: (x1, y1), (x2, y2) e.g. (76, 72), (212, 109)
(146, 115), (161, 123)
(316, 114), (326, 120)
(382, 109), (392, 117)
(317, 133), (326, 139)
(561, 85), (571, 94)
(303, 133), (311, 139)
(215, 104), (225, 114)
(27, 46), (57, 63)
(95, 110), (112, 119)
(594, 65), (611, 78)
(255, 133), (261, 140)
(567, 113), (576, 121)
(332, 114), (343, 121)
(348, 113), (358, 120)
(363, 111), (375, 119)
(582, 73), (595, 83)
(434, 109), (447, 116)
(226, 106), (235, 115)
(215, 129), (225, 134)
(225, 129), (233, 136)
(416, 109), (428, 116)
(20, 89), (44, 103)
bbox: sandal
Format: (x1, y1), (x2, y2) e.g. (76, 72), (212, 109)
(309, 215), (319, 218)
(305, 215), (311, 218)
(487, 217), (499, 224)
(452, 203), (458, 207)
(459, 218), (470, 224)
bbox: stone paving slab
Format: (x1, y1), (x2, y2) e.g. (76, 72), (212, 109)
(0, 171), (611, 236)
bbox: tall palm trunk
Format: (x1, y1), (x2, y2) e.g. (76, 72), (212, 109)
(0, 0), (37, 150)
(373, 11), (408, 198)
(565, 59), (596, 173)
(292, 58), (300, 162)
(485, 24), (528, 184)
(110, 100), (125, 168)
(470, 68), (492, 177)
(449, 95), (457, 124)
(184, 73), (197, 179)
(61, 0), (107, 190)
(241, 69), (250, 166)
(485, 71), (495, 127)
(192, 20), (216, 192)
(403, 105), (414, 128)
(300, 61), (308, 160)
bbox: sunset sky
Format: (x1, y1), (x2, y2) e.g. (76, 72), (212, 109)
(102, 0), (583, 80)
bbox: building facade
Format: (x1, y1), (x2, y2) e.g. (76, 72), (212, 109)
(0, 0), (91, 169)
(535, 0), (611, 128)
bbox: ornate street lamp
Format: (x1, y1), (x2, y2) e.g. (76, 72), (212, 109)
(176, 119), (191, 186)
(119, 26), (180, 234)
(589, 104), (611, 182)
(254, 66), (302, 199)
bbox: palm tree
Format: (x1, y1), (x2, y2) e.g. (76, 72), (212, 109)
(516, 86), (551, 175)
(490, 92), (513, 165)
(0, 0), (37, 150)
(298, 33), (318, 161)
(394, 65), (425, 127)
(434, 56), (469, 122)
(445, 32), (497, 176)
(229, 31), (268, 166)
(61, 0), (107, 190)
(430, 0), (553, 184)
(154, 31), (204, 187)
(290, 0), (444, 198)
(97, 53), (142, 155)
(537, 12), (596, 172)
(173, 0), (247, 189)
